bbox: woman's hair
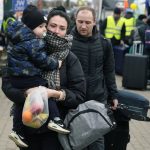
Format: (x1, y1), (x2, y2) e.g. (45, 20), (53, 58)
(76, 6), (96, 21)
(47, 8), (70, 29)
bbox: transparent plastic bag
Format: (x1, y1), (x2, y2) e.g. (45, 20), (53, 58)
(22, 87), (49, 128)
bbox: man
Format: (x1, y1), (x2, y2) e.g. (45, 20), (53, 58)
(136, 14), (147, 27)
(1, 10), (16, 34)
(135, 16), (150, 79)
(70, 6), (118, 150)
(101, 7), (125, 46)
(1, 10), (16, 48)
(124, 8), (136, 46)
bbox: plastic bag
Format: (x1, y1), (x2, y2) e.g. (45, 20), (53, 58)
(22, 87), (49, 128)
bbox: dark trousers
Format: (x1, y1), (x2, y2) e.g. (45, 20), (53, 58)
(19, 132), (62, 150)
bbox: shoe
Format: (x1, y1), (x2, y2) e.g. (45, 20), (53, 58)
(48, 120), (70, 134)
(8, 131), (28, 148)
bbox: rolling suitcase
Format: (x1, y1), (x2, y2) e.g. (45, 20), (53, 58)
(113, 45), (129, 75)
(105, 90), (150, 150)
(122, 41), (148, 90)
(117, 90), (150, 121)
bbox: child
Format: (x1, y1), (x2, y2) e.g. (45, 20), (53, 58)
(7, 5), (70, 148)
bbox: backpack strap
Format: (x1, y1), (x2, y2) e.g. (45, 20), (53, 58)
(99, 34), (110, 62)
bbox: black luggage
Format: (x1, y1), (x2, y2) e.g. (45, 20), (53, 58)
(113, 45), (128, 75)
(122, 54), (148, 89)
(117, 90), (150, 121)
(105, 89), (150, 150)
(105, 106), (130, 150)
(122, 41), (148, 90)
(104, 120), (130, 150)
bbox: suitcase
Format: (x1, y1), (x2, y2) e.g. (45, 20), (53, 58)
(104, 120), (130, 150)
(122, 41), (148, 90)
(113, 45), (129, 75)
(122, 54), (148, 89)
(117, 90), (150, 121)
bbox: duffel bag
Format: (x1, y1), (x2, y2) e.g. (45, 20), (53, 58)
(58, 100), (116, 150)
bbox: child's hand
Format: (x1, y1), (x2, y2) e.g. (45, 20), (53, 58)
(58, 60), (62, 68)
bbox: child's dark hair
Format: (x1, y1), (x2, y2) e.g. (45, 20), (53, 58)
(47, 9), (70, 29)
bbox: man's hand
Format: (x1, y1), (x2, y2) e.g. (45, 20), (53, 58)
(111, 99), (118, 110)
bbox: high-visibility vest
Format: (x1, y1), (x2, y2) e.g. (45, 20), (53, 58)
(2, 17), (15, 33)
(105, 16), (125, 40)
(124, 17), (136, 36)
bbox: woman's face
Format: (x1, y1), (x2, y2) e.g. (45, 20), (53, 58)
(47, 15), (68, 37)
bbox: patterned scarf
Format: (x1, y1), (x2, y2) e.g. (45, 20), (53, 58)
(42, 30), (73, 90)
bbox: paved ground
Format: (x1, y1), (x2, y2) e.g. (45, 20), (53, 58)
(0, 75), (150, 150)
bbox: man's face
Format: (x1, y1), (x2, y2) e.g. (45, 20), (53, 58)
(113, 13), (121, 21)
(75, 10), (96, 37)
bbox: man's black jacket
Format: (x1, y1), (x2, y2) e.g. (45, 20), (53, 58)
(71, 27), (118, 103)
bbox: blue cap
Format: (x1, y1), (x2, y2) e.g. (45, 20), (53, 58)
(125, 8), (134, 14)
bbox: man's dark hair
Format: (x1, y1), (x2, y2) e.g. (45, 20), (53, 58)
(47, 9), (70, 29)
(76, 6), (96, 21)
(114, 7), (121, 15)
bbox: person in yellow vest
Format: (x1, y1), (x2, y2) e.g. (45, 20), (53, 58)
(1, 10), (16, 47)
(1, 10), (16, 34)
(101, 7), (126, 46)
(124, 8), (136, 46)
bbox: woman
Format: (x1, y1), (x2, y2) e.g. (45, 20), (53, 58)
(2, 8), (86, 150)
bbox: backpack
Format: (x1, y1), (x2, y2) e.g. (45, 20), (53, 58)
(144, 27), (150, 49)
(58, 100), (116, 150)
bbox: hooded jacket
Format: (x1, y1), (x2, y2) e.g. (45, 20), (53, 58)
(7, 21), (58, 77)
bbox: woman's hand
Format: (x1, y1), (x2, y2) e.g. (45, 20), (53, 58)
(25, 87), (40, 96)
(25, 86), (47, 96)
(47, 88), (65, 100)
(26, 86), (65, 100)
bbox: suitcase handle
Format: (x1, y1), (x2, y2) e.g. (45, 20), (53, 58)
(132, 41), (144, 55)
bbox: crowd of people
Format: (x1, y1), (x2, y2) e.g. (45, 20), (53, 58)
(0, 4), (150, 150)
